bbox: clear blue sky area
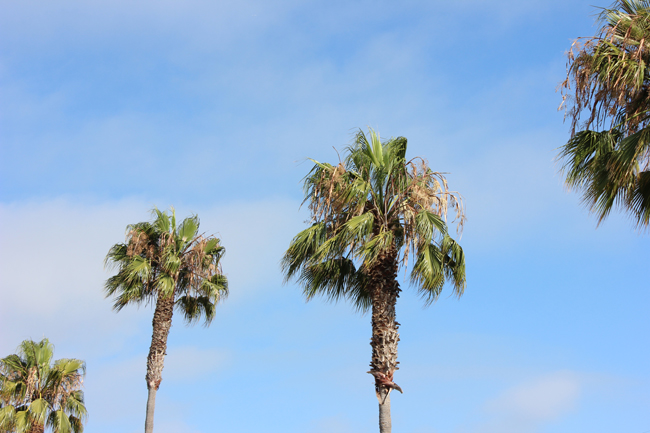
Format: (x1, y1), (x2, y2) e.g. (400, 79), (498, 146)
(1, 1), (648, 432)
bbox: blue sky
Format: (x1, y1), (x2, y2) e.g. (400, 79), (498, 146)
(0, 0), (648, 432)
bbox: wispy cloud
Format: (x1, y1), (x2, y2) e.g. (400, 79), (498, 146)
(461, 371), (582, 433)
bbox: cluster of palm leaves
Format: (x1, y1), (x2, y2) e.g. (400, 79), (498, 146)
(559, 0), (650, 229)
(0, 339), (87, 433)
(283, 130), (465, 308)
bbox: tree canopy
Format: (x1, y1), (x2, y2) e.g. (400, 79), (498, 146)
(559, 0), (650, 229)
(0, 339), (87, 433)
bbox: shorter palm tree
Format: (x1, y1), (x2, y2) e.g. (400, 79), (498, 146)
(0, 338), (87, 433)
(105, 208), (228, 433)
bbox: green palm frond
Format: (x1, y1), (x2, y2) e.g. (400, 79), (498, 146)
(175, 295), (217, 326)
(68, 414), (84, 433)
(28, 398), (49, 425)
(177, 215), (200, 247)
(298, 258), (371, 311)
(411, 243), (445, 299)
(281, 223), (328, 281)
(151, 208), (171, 235)
(0, 406), (16, 431)
(47, 409), (73, 433)
(559, 127), (650, 228)
(62, 391), (87, 420)
(13, 410), (29, 432)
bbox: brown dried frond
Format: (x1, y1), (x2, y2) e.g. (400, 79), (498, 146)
(49, 371), (83, 409)
(309, 163), (351, 225)
(160, 232), (174, 249)
(403, 159), (466, 231)
(126, 230), (148, 257)
(182, 236), (223, 291)
(25, 367), (38, 400)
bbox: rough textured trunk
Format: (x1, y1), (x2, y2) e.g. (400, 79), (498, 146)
(144, 292), (175, 433)
(367, 246), (402, 433)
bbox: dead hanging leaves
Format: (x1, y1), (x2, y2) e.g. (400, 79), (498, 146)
(126, 229), (150, 258)
(560, 2), (650, 136)
(308, 162), (354, 226)
(399, 157), (464, 269)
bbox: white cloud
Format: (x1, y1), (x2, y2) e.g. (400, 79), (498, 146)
(461, 371), (582, 433)
(0, 198), (150, 354)
(487, 370), (581, 420)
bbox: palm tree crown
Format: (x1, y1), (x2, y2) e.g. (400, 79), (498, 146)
(559, 0), (650, 229)
(0, 338), (87, 433)
(105, 208), (229, 323)
(282, 129), (466, 433)
(283, 129), (465, 307)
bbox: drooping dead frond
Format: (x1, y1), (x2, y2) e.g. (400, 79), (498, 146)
(561, 0), (650, 136)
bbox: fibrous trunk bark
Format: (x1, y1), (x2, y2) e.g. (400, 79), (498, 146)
(367, 246), (402, 433)
(144, 292), (175, 433)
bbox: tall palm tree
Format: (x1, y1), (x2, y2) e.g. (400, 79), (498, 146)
(282, 129), (466, 433)
(105, 208), (228, 433)
(0, 338), (87, 433)
(558, 0), (650, 229)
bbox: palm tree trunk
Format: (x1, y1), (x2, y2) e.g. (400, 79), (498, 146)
(144, 292), (175, 433)
(368, 247), (401, 433)
(378, 389), (391, 432)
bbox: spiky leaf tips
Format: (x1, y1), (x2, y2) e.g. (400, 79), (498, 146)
(0, 339), (87, 433)
(559, 0), (650, 229)
(282, 129), (466, 433)
(104, 207), (228, 433)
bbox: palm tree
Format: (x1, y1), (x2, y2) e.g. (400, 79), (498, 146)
(558, 0), (650, 229)
(0, 338), (87, 433)
(282, 129), (466, 433)
(104, 208), (228, 433)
